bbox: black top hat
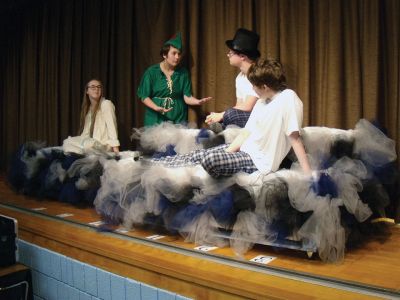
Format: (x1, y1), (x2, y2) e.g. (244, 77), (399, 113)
(226, 28), (260, 59)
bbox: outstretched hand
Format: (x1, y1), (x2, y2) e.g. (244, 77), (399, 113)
(198, 97), (213, 105)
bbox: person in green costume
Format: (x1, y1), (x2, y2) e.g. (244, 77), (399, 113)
(137, 32), (212, 127)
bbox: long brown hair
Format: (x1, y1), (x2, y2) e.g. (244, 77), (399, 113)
(78, 79), (103, 136)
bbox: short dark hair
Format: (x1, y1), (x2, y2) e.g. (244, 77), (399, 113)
(247, 59), (287, 91)
(160, 44), (171, 57)
(242, 52), (260, 62)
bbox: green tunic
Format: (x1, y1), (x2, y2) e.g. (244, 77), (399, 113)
(137, 63), (192, 127)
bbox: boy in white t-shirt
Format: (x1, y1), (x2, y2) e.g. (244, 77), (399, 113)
(226, 59), (311, 175)
(152, 59), (311, 177)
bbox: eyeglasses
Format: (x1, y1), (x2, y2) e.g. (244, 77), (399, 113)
(88, 85), (102, 90)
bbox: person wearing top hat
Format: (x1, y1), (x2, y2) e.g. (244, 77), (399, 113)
(137, 32), (212, 127)
(205, 28), (260, 132)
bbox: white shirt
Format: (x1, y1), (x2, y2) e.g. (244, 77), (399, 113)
(235, 72), (258, 104)
(240, 89), (303, 173)
(81, 98), (120, 148)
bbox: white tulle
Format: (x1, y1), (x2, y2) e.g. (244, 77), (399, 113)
(90, 120), (397, 262)
(230, 211), (277, 256)
(181, 211), (229, 248)
(131, 122), (207, 154)
(353, 119), (397, 166)
(13, 119), (396, 263)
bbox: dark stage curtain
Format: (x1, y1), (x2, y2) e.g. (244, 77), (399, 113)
(0, 0), (399, 172)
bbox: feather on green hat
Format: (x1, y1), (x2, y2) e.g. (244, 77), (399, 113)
(164, 32), (182, 51)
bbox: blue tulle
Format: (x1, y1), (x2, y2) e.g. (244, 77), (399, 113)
(97, 194), (125, 225)
(195, 128), (211, 144)
(370, 119), (388, 136)
(311, 173), (338, 198)
(61, 153), (84, 169)
(39, 163), (63, 199)
(369, 162), (398, 185)
(158, 194), (174, 212)
(83, 188), (99, 205)
(152, 144), (177, 158)
(6, 120), (398, 263)
(7, 144), (30, 192)
(208, 189), (235, 227)
(59, 179), (83, 204)
(169, 203), (207, 231)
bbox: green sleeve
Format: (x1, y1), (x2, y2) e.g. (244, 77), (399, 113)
(182, 68), (192, 97)
(137, 69), (152, 100)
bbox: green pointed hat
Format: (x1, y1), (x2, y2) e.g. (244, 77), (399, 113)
(164, 32), (182, 50)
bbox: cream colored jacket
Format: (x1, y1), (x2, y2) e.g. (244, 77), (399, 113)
(81, 98), (120, 148)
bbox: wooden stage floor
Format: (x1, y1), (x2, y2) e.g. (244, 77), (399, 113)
(0, 177), (399, 299)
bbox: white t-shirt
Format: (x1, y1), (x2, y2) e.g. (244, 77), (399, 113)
(240, 89), (303, 173)
(235, 72), (258, 104)
(81, 98), (120, 148)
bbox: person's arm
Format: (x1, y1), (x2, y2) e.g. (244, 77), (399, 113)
(142, 97), (173, 114)
(289, 131), (312, 175)
(181, 68), (213, 106)
(233, 95), (258, 112)
(225, 129), (250, 153)
(205, 95), (258, 124)
(101, 100), (120, 153)
(183, 95), (213, 105)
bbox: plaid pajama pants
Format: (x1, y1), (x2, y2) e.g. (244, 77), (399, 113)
(151, 144), (257, 178)
(222, 108), (251, 128)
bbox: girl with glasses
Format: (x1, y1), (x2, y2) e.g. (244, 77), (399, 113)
(63, 78), (120, 154)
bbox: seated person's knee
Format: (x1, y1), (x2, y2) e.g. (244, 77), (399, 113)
(200, 153), (220, 178)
